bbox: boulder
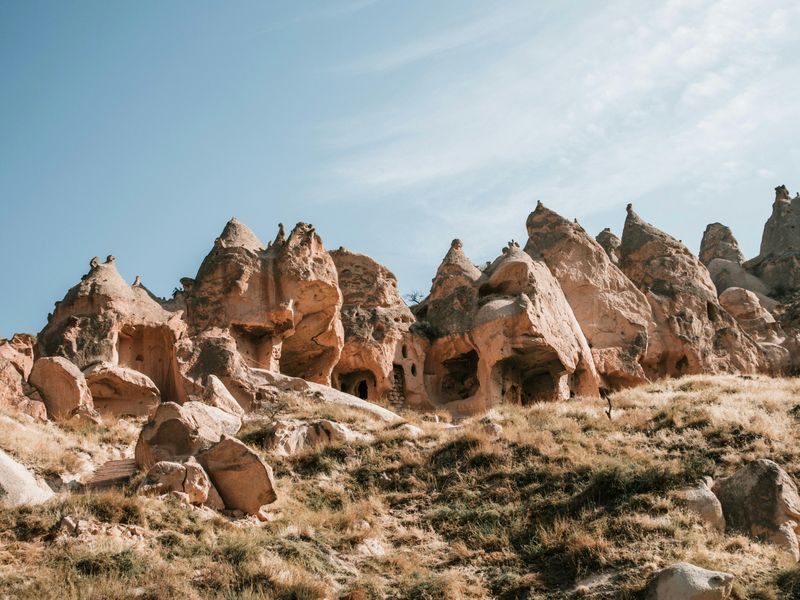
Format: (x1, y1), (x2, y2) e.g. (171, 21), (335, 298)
(713, 459), (800, 559)
(699, 223), (745, 266)
(265, 419), (372, 457)
(679, 477), (725, 532)
(28, 356), (99, 422)
(202, 374), (245, 418)
(83, 362), (160, 417)
(330, 248), (429, 410)
(186, 219), (343, 385)
(619, 205), (764, 378)
(645, 563), (734, 600)
(197, 435), (277, 515)
(525, 203), (651, 389)
(138, 457), (210, 504)
(0, 448), (54, 507)
(596, 228), (621, 266)
(134, 401), (242, 468)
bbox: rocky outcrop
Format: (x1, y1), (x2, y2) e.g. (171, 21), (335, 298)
(0, 449), (54, 507)
(185, 220), (343, 385)
(29, 357), (100, 423)
(83, 362), (160, 417)
(620, 205), (764, 378)
(134, 401), (241, 468)
(596, 228), (621, 266)
(0, 335), (46, 420)
(699, 223), (745, 266)
(197, 435), (277, 516)
(713, 459), (800, 560)
(719, 288), (782, 343)
(525, 203), (651, 389)
(330, 248), (428, 409)
(645, 563), (734, 600)
(415, 239), (600, 414)
(265, 419), (372, 457)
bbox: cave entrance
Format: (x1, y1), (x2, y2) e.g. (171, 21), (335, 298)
(116, 324), (185, 404)
(494, 350), (564, 405)
(338, 370), (376, 401)
(440, 350), (480, 401)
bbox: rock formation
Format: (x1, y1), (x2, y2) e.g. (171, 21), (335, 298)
(0, 334), (46, 420)
(596, 228), (621, 266)
(83, 362), (161, 417)
(699, 223), (745, 266)
(525, 203), (651, 390)
(330, 248), (427, 409)
(28, 357), (100, 423)
(619, 205), (764, 377)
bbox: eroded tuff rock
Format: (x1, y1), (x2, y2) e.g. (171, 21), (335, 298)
(83, 362), (160, 417)
(0, 448), (54, 507)
(0, 334), (46, 420)
(699, 223), (745, 266)
(645, 563), (734, 600)
(330, 248), (427, 409)
(525, 203), (651, 389)
(29, 357), (100, 423)
(596, 228), (622, 266)
(620, 205), (764, 378)
(713, 459), (800, 560)
(139, 457), (211, 505)
(678, 477), (725, 532)
(414, 239), (599, 414)
(185, 219), (343, 385)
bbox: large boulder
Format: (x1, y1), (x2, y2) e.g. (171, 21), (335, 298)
(134, 401), (242, 468)
(525, 203), (651, 389)
(202, 374), (246, 418)
(645, 563), (734, 600)
(330, 248), (429, 410)
(83, 362), (160, 417)
(0, 449), (54, 507)
(713, 459), (800, 559)
(36, 257), (188, 404)
(138, 457), (211, 504)
(266, 419), (372, 457)
(197, 435), (277, 515)
(185, 219), (343, 385)
(678, 477), (725, 532)
(0, 335), (46, 420)
(699, 223), (745, 266)
(28, 357), (99, 422)
(619, 205), (764, 378)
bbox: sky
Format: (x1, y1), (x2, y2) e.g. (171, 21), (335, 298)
(2, 0), (800, 338)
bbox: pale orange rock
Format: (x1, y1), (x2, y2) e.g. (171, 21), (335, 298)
(83, 362), (161, 417)
(525, 203), (651, 389)
(699, 223), (745, 266)
(0, 334), (46, 420)
(29, 356), (99, 422)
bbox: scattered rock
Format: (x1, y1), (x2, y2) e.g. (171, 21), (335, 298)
(0, 448), (54, 507)
(679, 477), (725, 532)
(139, 457), (211, 504)
(265, 418), (372, 456)
(645, 562), (734, 600)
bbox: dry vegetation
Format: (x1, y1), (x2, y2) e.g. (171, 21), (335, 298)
(4, 375), (800, 598)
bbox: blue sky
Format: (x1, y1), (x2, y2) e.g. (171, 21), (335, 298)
(2, 0), (800, 338)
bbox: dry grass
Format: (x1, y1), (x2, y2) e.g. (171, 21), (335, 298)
(4, 375), (800, 598)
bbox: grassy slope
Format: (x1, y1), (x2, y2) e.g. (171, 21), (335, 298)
(3, 375), (800, 598)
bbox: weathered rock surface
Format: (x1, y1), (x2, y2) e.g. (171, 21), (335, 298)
(29, 357), (99, 422)
(706, 258), (772, 300)
(265, 418), (372, 456)
(746, 186), (800, 295)
(620, 205), (764, 377)
(139, 457), (211, 504)
(330, 248), (427, 409)
(0, 334), (46, 420)
(699, 223), (745, 266)
(645, 562), (734, 600)
(0, 448), (54, 507)
(134, 401), (241, 468)
(719, 288), (782, 343)
(678, 477), (725, 532)
(713, 459), (800, 559)
(525, 203), (651, 389)
(596, 228), (622, 266)
(197, 435), (277, 515)
(186, 219), (343, 385)
(202, 374), (246, 418)
(83, 362), (160, 417)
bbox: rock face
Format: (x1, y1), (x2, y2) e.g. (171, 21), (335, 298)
(83, 362), (160, 417)
(330, 248), (428, 410)
(679, 477), (725, 532)
(134, 401), (241, 468)
(645, 563), (734, 600)
(29, 357), (99, 422)
(0, 334), (46, 420)
(202, 374), (246, 418)
(414, 239), (599, 414)
(746, 186), (800, 295)
(0, 449), (54, 507)
(699, 223), (745, 266)
(265, 419), (372, 457)
(197, 435), (277, 515)
(525, 203), (651, 389)
(619, 205), (764, 378)
(719, 288), (781, 343)
(596, 228), (622, 266)
(185, 219), (343, 385)
(713, 459), (800, 560)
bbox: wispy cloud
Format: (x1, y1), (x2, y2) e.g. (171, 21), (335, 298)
(321, 0), (800, 266)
